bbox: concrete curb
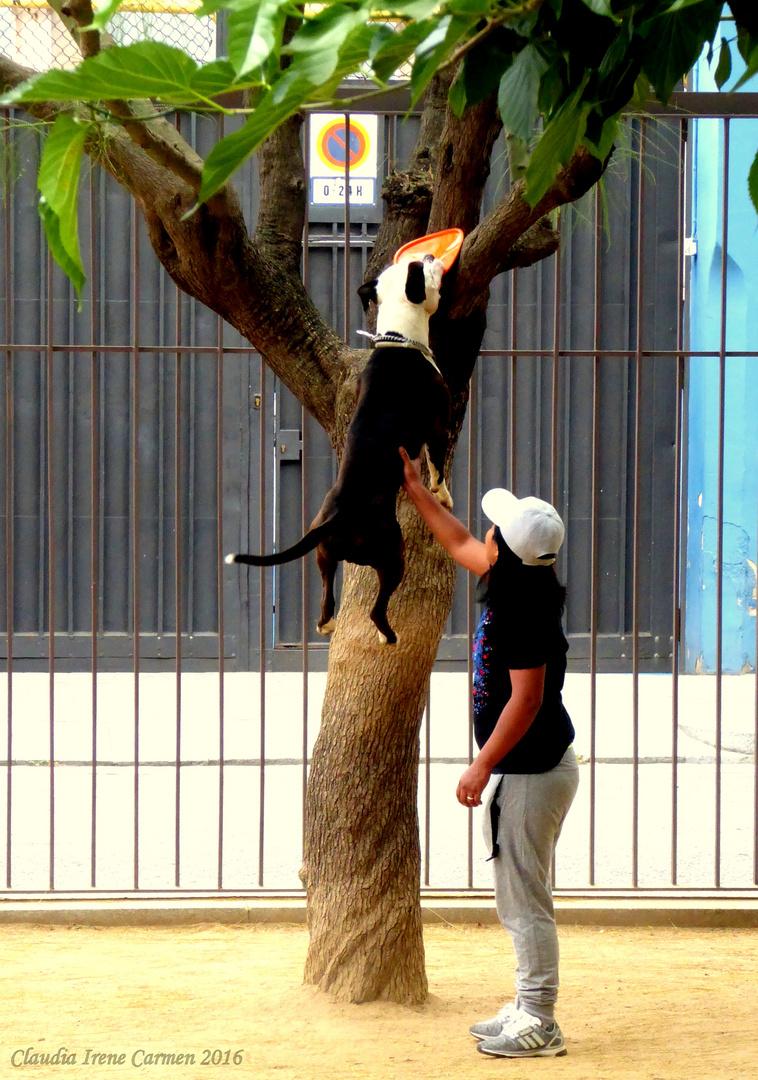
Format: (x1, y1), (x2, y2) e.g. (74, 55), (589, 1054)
(0, 897), (757, 928)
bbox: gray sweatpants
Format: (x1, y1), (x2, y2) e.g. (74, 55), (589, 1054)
(482, 746), (579, 1024)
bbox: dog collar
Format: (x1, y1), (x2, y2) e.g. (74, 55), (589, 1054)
(356, 330), (441, 375)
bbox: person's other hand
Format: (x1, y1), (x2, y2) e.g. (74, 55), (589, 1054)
(456, 760), (491, 808)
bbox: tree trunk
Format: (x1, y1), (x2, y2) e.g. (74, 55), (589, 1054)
(300, 493), (457, 1003)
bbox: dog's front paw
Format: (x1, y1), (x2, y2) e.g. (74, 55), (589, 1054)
(433, 482), (453, 510)
(317, 618), (336, 637)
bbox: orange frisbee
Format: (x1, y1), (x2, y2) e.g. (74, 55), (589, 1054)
(393, 228), (464, 272)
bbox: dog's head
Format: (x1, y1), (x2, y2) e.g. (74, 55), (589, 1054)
(358, 255), (444, 319)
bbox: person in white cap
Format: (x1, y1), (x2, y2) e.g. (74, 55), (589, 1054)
(400, 448), (579, 1059)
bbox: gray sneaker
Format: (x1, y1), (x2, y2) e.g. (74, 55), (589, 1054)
(468, 1001), (519, 1040)
(476, 1008), (566, 1058)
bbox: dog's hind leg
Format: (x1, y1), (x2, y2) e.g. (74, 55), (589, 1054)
(315, 543), (338, 636)
(370, 546), (405, 646)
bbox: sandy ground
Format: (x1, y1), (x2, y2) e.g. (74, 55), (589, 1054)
(1, 922), (756, 1080)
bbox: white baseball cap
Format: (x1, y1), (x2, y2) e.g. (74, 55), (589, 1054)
(481, 488), (565, 566)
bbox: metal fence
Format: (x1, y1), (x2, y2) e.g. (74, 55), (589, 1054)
(0, 89), (757, 899)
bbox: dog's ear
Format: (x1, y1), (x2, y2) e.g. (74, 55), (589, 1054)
(404, 260), (427, 305)
(357, 278), (378, 312)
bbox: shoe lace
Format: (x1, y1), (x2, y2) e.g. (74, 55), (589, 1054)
(496, 1003), (516, 1020)
(500, 1009), (543, 1036)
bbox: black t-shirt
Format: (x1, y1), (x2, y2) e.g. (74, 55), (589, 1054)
(472, 603), (574, 774)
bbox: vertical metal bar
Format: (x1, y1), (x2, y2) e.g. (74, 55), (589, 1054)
(302, 120), (311, 290)
(131, 205), (141, 890)
(631, 119), (646, 888)
(509, 274), (517, 490)
(550, 210), (561, 508)
(301, 403), (309, 842)
(466, 367), (476, 888)
(89, 167), (100, 887)
(589, 184), (602, 886)
(301, 126), (311, 855)
(344, 113), (351, 344)
(46, 253), (55, 891)
(217, 314), (225, 890)
(216, 113), (227, 891)
(4, 109), (13, 888)
(174, 275), (183, 888)
(714, 119), (730, 888)
(671, 119), (687, 886)
(387, 115), (396, 179)
(258, 361), (266, 887)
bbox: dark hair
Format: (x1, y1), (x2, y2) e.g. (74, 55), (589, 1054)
(477, 526), (566, 620)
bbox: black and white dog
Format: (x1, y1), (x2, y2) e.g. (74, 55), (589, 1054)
(226, 255), (452, 644)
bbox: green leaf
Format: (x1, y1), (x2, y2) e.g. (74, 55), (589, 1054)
(583, 111), (618, 161)
(497, 43), (547, 143)
(410, 13), (479, 105)
(445, 0), (496, 13)
(368, 23), (395, 64)
(640, 1), (723, 102)
(37, 115), (88, 304)
(196, 22), (373, 204)
(537, 55), (569, 116)
(388, 0), (440, 17)
(190, 58), (257, 97)
(370, 18), (436, 84)
(84, 0), (125, 32)
(736, 27), (754, 64)
(665, 0), (712, 10)
(0, 41), (241, 107)
(630, 71), (651, 109)
(227, 0), (287, 78)
(748, 148), (758, 219)
(713, 36), (732, 89)
(448, 71), (467, 117)
(195, 0), (290, 13)
(732, 41), (758, 90)
(197, 93), (295, 205)
(286, 2), (371, 56)
(458, 29), (517, 108)
(524, 83), (590, 207)
(578, 0), (614, 17)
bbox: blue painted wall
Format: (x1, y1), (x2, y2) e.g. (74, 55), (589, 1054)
(685, 43), (758, 673)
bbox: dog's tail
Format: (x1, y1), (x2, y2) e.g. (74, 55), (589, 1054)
(225, 520), (332, 568)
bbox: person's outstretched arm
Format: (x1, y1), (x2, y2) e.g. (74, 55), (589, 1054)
(400, 447), (490, 576)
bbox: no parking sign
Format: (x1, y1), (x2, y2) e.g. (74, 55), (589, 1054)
(309, 113), (378, 208)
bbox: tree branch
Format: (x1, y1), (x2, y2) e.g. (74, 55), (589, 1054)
(427, 89), (502, 236)
(255, 113), (306, 275)
(58, 0), (100, 58)
(105, 100), (206, 194)
(0, 50), (346, 432)
(498, 215), (560, 272)
(447, 144), (608, 317)
(364, 68), (455, 283)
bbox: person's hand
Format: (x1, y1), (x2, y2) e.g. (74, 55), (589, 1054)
(456, 759), (492, 808)
(399, 446), (422, 492)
